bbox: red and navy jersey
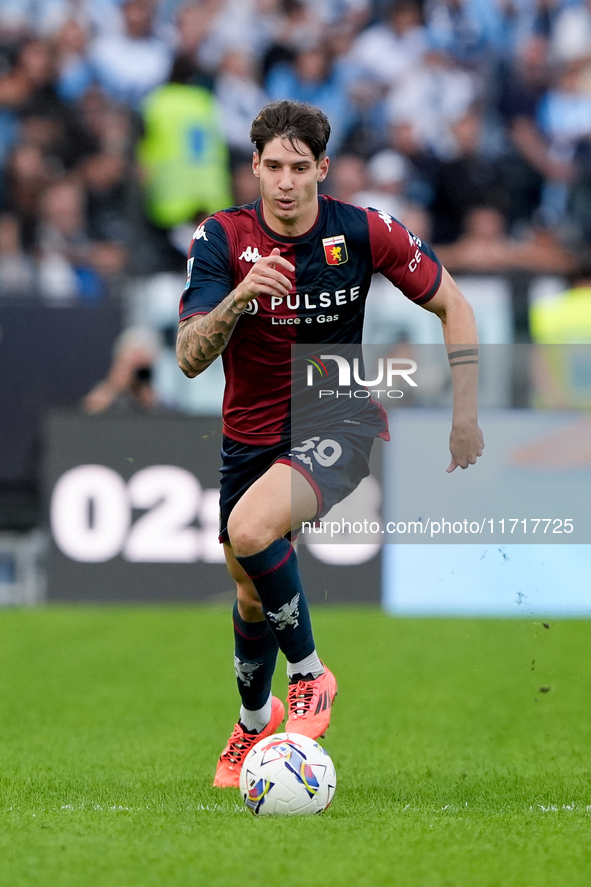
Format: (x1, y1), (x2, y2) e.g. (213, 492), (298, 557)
(179, 195), (441, 445)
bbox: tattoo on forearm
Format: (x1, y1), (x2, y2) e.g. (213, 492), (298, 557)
(177, 292), (245, 376)
(448, 348), (479, 367)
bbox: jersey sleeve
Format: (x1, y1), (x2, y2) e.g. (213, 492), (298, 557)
(366, 207), (442, 305)
(179, 217), (233, 321)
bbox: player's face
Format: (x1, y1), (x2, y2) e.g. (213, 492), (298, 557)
(253, 136), (329, 237)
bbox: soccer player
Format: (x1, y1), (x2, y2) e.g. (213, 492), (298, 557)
(176, 100), (484, 787)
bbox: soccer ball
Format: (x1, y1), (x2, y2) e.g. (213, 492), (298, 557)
(239, 732), (337, 816)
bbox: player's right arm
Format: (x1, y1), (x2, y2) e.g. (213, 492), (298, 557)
(177, 294), (247, 379)
(176, 224), (294, 378)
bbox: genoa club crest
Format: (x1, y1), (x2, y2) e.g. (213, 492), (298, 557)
(322, 234), (348, 266)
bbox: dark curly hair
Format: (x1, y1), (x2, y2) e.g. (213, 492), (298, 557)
(250, 101), (331, 161)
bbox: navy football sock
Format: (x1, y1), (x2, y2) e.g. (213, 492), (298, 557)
(232, 600), (279, 711)
(235, 539), (316, 663)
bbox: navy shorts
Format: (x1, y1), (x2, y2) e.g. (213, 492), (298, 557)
(218, 421), (386, 544)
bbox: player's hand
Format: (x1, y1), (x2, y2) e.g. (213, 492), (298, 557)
(234, 247), (294, 309)
(447, 420), (484, 472)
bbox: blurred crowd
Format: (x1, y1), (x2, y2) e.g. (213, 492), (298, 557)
(2, 0), (591, 537)
(2, 0), (591, 306)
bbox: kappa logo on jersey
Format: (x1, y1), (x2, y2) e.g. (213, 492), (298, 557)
(193, 223), (208, 241)
(239, 246), (262, 263)
(322, 235), (348, 266)
(378, 210), (393, 232)
(183, 256), (194, 291)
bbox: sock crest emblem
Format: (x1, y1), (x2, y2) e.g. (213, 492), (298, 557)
(266, 593), (301, 630)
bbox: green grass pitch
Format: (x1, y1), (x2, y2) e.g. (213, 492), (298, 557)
(1, 604), (591, 887)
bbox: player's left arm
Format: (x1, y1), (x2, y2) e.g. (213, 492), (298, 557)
(422, 267), (484, 472)
(366, 208), (483, 470)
